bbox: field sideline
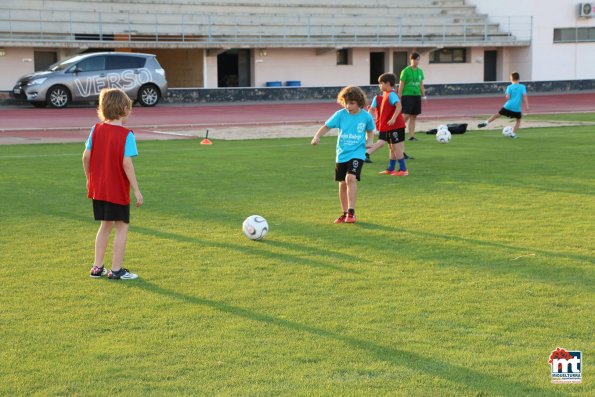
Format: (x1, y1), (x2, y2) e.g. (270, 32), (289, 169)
(0, 115), (593, 396)
(0, 91), (594, 144)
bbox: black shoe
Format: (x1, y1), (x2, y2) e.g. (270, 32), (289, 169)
(477, 122), (488, 128)
(404, 153), (414, 160)
(90, 265), (107, 278)
(408, 136), (418, 141)
(365, 153), (373, 163)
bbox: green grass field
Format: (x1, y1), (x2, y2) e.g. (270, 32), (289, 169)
(0, 124), (593, 396)
(524, 113), (595, 123)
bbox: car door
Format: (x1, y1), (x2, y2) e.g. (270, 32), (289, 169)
(70, 55), (107, 101)
(105, 55), (147, 99)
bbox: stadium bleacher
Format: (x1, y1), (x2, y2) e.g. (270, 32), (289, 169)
(0, 0), (523, 47)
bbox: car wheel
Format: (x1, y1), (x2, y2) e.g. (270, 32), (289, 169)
(47, 86), (71, 108)
(138, 84), (160, 107)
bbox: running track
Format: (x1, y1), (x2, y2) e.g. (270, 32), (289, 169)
(0, 92), (593, 144)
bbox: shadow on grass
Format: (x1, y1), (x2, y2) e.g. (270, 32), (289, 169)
(44, 209), (363, 274)
(358, 222), (594, 289)
(125, 279), (566, 397)
(132, 225), (361, 275)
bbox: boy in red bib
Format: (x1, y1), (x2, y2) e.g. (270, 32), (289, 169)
(366, 73), (408, 176)
(83, 88), (143, 280)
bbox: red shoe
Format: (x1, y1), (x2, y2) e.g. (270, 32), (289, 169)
(334, 214), (347, 224)
(393, 170), (409, 176)
(345, 214), (356, 223)
(379, 169), (394, 174)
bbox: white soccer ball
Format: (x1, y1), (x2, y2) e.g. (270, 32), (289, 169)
(436, 128), (452, 143)
(502, 126), (516, 137)
(242, 215), (269, 240)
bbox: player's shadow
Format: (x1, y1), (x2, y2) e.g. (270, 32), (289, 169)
(132, 225), (361, 275)
(45, 209), (366, 272)
(125, 279), (566, 397)
(357, 221), (594, 289)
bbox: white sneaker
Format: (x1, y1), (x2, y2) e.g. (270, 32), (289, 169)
(108, 268), (139, 280)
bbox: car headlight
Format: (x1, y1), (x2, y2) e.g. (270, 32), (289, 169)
(28, 78), (47, 86)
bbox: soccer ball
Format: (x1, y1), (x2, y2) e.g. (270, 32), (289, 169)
(242, 215), (269, 240)
(502, 126), (516, 137)
(437, 124), (448, 132)
(436, 128), (452, 143)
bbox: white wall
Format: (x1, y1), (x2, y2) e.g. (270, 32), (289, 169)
(204, 52), (218, 88)
(467, 0), (595, 81)
(0, 48), (35, 90)
(421, 47), (485, 84)
(252, 48), (370, 87)
(500, 47), (532, 81)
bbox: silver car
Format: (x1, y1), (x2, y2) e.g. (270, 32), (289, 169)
(12, 52), (168, 108)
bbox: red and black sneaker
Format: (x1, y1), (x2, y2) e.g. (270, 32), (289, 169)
(345, 214), (356, 223)
(334, 214), (347, 224)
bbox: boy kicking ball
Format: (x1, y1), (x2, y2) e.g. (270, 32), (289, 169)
(478, 72), (529, 136)
(311, 85), (375, 224)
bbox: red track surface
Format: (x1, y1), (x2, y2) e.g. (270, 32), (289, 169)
(1, 92), (593, 144)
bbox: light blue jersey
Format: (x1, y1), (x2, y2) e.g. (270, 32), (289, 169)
(325, 108), (375, 163)
(503, 83), (527, 113)
(370, 91), (399, 109)
(85, 125), (138, 157)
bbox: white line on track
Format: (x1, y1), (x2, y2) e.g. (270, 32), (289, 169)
(0, 141), (330, 160)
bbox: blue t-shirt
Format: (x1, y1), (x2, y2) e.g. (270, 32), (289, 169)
(325, 108), (375, 163)
(503, 83), (527, 113)
(85, 125), (138, 157)
(370, 91), (400, 109)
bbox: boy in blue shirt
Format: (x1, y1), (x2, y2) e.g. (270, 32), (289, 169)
(478, 72), (529, 136)
(311, 86), (375, 224)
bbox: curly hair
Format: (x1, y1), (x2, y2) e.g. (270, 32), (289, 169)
(336, 85), (367, 109)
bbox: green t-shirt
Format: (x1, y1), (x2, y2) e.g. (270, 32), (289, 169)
(399, 66), (424, 96)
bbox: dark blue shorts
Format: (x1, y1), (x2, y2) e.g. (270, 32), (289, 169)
(93, 200), (130, 223)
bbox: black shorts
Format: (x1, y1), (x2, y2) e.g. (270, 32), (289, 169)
(379, 128), (405, 144)
(499, 107), (522, 119)
(93, 200), (130, 223)
(335, 158), (364, 181)
(401, 95), (422, 115)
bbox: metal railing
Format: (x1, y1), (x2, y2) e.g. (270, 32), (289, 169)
(0, 7), (532, 46)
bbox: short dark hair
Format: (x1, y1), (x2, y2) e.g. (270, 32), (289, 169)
(410, 52), (420, 60)
(378, 73), (397, 87)
(337, 85), (367, 109)
(511, 72), (520, 81)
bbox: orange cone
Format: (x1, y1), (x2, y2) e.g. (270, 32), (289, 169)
(200, 129), (212, 145)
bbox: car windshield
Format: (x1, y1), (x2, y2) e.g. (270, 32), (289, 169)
(48, 55), (88, 71)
